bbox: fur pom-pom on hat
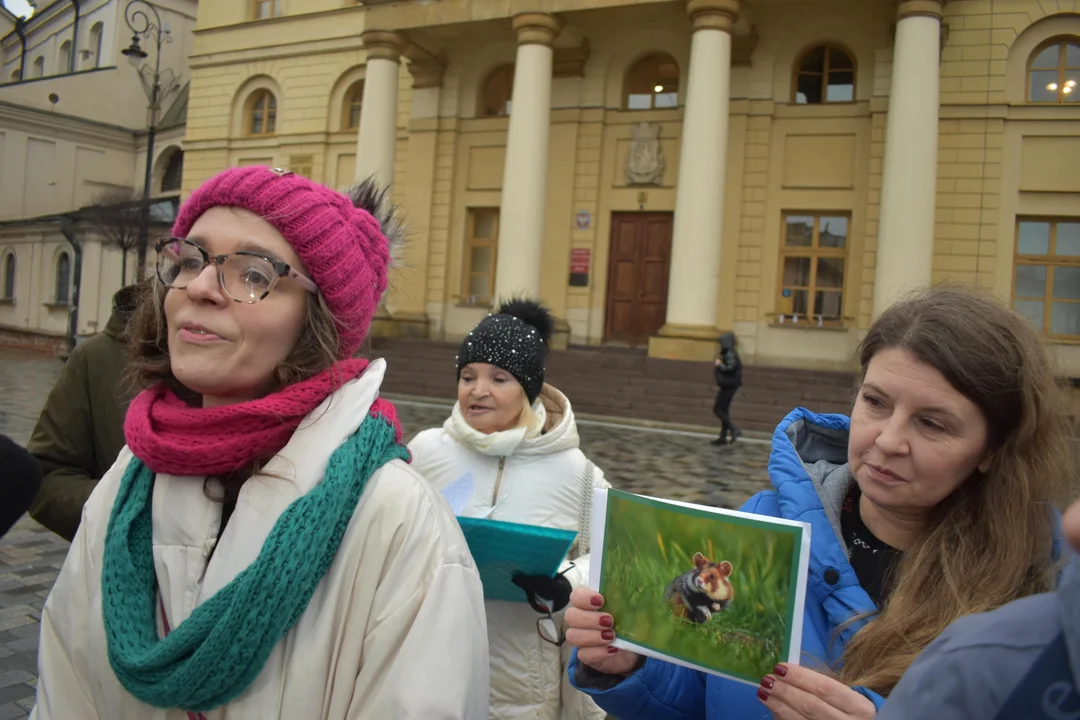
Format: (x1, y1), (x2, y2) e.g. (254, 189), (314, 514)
(456, 298), (554, 404)
(495, 298), (555, 346)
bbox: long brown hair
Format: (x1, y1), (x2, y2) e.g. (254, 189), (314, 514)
(837, 284), (1075, 695)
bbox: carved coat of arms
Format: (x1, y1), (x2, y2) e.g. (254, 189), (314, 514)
(625, 122), (665, 186)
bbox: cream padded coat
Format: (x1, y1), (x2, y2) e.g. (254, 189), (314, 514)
(409, 385), (609, 720)
(31, 360), (490, 720)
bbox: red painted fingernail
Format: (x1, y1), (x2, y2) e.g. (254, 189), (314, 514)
(606, 645), (619, 654)
(757, 688), (769, 702)
(761, 676), (775, 690)
(601, 630), (615, 641)
(599, 615), (613, 628)
(590, 595), (604, 608)
(774, 664), (788, 677)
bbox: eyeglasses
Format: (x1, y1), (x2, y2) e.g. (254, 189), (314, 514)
(155, 237), (318, 304)
(530, 561), (576, 647)
(537, 613), (563, 647)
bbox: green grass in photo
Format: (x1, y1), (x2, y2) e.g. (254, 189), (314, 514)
(599, 490), (801, 683)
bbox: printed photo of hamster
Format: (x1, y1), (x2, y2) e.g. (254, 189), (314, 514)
(599, 489), (801, 683)
(664, 553), (735, 624)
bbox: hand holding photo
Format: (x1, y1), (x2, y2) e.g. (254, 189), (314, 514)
(589, 488), (811, 685)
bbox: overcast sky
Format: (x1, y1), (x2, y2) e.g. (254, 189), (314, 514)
(4, 1), (34, 18)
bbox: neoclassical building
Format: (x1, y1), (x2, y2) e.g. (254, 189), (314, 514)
(182, 0), (1080, 373)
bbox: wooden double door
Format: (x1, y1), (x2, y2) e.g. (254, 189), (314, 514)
(604, 212), (673, 347)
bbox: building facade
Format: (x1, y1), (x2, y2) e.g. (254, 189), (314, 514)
(182, 0), (1079, 373)
(0, 0), (196, 352)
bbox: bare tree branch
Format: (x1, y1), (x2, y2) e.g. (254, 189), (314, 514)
(84, 188), (144, 254)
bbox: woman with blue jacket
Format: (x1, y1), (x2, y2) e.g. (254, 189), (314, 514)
(563, 286), (1073, 720)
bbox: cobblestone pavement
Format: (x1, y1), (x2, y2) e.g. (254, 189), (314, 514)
(0, 348), (773, 717)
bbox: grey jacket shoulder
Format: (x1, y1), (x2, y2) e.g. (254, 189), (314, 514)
(879, 592), (1059, 720)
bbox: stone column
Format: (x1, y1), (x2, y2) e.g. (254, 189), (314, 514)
(355, 30), (407, 190)
(873, 0), (944, 316)
(384, 60), (447, 339)
(492, 13), (562, 302)
(650, 0), (739, 362)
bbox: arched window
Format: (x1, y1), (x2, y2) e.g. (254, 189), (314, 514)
(59, 40), (72, 73)
(794, 44), (855, 104)
(89, 23), (104, 69)
(162, 150), (184, 192)
(2, 252), (15, 301)
(624, 53), (680, 110)
(343, 80), (364, 130)
(55, 252), (71, 304)
(478, 64), (514, 117)
(32, 56), (44, 78)
(1028, 39), (1080, 103)
(246, 90), (278, 136)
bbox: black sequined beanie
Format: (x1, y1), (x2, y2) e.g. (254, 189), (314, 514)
(456, 298), (555, 404)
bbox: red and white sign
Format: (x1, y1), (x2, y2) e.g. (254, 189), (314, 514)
(570, 248), (591, 275)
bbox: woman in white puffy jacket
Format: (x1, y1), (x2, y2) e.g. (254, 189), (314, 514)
(409, 298), (609, 720)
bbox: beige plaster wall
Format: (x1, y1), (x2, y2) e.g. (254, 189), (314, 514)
(0, 232), (127, 338)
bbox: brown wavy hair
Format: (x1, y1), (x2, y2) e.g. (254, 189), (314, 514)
(836, 284), (1075, 695)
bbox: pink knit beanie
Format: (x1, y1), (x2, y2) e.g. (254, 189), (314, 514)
(172, 166), (401, 359)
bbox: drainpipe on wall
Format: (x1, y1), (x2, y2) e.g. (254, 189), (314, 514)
(13, 17), (27, 81)
(58, 216), (82, 355)
(67, 0), (81, 73)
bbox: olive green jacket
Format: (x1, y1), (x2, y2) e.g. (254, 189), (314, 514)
(27, 307), (135, 541)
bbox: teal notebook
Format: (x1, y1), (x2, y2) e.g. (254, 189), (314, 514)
(457, 517), (578, 603)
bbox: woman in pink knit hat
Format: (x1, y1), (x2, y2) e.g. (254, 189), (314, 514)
(31, 166), (490, 720)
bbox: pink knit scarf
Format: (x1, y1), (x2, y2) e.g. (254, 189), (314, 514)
(124, 359), (403, 476)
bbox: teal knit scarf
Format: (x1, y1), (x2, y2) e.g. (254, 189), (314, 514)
(101, 411), (410, 712)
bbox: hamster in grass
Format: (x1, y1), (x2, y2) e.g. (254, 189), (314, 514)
(663, 552), (735, 624)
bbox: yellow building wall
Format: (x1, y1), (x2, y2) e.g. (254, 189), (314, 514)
(935, 2), (1080, 377)
(180, 0), (1080, 373)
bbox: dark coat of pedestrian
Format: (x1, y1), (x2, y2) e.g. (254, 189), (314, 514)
(0, 434), (43, 538)
(711, 331), (742, 445)
(27, 284), (140, 541)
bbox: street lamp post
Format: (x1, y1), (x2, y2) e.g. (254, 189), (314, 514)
(121, 0), (179, 281)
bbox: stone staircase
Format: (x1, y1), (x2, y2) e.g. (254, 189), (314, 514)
(369, 337), (857, 433)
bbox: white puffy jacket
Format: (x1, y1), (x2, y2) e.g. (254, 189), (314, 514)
(32, 360), (490, 719)
(409, 385), (610, 720)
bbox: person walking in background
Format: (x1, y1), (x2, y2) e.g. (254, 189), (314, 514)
(28, 283), (141, 541)
(31, 166), (489, 719)
(409, 298), (609, 720)
(711, 331), (742, 446)
(564, 285), (1074, 719)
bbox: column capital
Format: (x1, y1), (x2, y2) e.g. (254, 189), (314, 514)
(896, 0), (945, 21)
(511, 13), (563, 48)
(408, 58), (446, 89)
(361, 30), (408, 62)
(686, 0), (740, 33)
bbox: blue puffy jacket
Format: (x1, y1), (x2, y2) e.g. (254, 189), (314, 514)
(568, 408), (886, 719)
